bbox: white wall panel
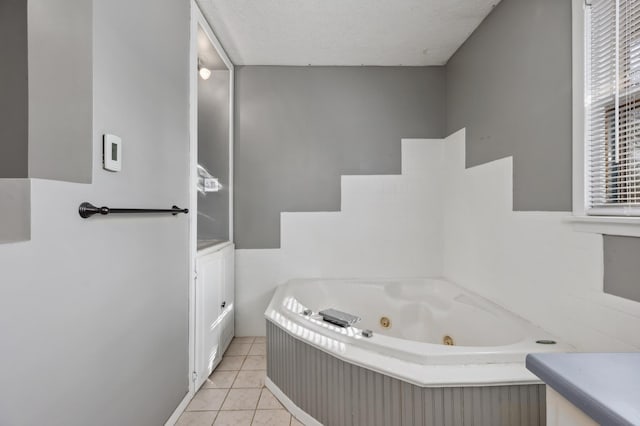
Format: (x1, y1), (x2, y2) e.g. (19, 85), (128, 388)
(442, 130), (640, 351)
(237, 129), (640, 351)
(236, 139), (445, 335)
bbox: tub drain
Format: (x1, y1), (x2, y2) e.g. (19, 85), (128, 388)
(443, 335), (455, 346)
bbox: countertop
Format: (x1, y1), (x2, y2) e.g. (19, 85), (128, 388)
(526, 352), (640, 426)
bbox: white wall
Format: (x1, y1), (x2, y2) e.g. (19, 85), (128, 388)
(235, 139), (445, 335)
(442, 130), (640, 351)
(236, 129), (640, 352)
(0, 0), (191, 424)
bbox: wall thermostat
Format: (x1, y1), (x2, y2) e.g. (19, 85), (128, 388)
(103, 134), (122, 172)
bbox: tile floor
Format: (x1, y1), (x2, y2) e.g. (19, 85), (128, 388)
(176, 337), (303, 426)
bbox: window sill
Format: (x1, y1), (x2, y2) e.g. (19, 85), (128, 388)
(566, 215), (640, 237)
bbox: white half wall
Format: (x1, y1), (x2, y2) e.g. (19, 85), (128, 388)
(235, 139), (445, 335)
(236, 130), (640, 352)
(442, 129), (640, 351)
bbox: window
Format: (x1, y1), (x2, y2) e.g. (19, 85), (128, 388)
(587, 0), (640, 215)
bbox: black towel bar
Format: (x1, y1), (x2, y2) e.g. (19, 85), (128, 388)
(78, 202), (188, 218)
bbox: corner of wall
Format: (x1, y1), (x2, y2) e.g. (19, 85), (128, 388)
(0, 179), (31, 243)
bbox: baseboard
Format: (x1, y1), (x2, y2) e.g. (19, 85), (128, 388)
(164, 391), (193, 426)
(265, 377), (322, 426)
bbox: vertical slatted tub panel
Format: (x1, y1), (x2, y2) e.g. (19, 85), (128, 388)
(349, 360), (360, 426)
(539, 385), (547, 426)
(266, 321), (546, 426)
(390, 375), (403, 425)
(442, 387), (455, 426)
(499, 385), (510, 426)
(307, 339), (315, 416)
(430, 388), (444, 426)
(461, 387), (474, 426)
(322, 349), (331, 425)
(337, 356), (346, 425)
(370, 368), (379, 426)
(289, 332), (296, 395)
(343, 361), (353, 426)
(529, 385), (538, 426)
(266, 323), (272, 379)
(327, 357), (343, 425)
(490, 385), (499, 425)
(400, 381), (414, 425)
(422, 387), (434, 426)
(481, 383), (493, 426)
(508, 385), (520, 426)
(358, 366), (369, 426)
(382, 374), (400, 426)
(266, 324), (271, 376)
(372, 371), (383, 426)
(308, 340), (317, 418)
(520, 385), (529, 426)
(472, 386), (483, 426)
(449, 387), (463, 426)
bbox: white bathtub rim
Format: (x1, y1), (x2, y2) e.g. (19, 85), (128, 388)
(265, 277), (571, 388)
(269, 277), (571, 354)
(265, 377), (322, 426)
(267, 303), (563, 365)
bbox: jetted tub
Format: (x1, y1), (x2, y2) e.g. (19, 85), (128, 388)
(264, 278), (571, 425)
(266, 278), (570, 386)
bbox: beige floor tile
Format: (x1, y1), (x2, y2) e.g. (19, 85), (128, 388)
(257, 388), (284, 410)
(232, 336), (255, 344)
(226, 342), (252, 356)
(241, 355), (266, 370)
(205, 370), (238, 388)
(233, 370), (266, 388)
(175, 410), (218, 426)
(213, 410), (255, 426)
(290, 417), (304, 426)
(186, 389), (228, 411)
(248, 343), (266, 356)
(221, 388), (262, 410)
(217, 356), (246, 371)
(253, 336), (267, 344)
(251, 410), (291, 426)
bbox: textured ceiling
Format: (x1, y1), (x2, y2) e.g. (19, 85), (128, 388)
(197, 0), (500, 66)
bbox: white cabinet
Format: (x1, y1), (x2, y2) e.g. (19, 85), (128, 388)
(194, 243), (234, 390)
(546, 387), (598, 426)
(219, 246), (235, 350)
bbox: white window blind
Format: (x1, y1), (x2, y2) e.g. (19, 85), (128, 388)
(588, 0), (640, 215)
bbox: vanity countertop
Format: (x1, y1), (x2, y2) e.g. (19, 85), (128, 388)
(526, 352), (640, 426)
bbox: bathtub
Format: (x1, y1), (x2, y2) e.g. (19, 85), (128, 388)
(264, 278), (570, 425)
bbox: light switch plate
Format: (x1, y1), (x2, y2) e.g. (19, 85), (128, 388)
(103, 134), (122, 172)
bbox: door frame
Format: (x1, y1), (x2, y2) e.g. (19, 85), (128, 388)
(188, 0), (235, 395)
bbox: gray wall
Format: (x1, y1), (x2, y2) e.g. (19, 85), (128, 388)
(604, 236), (640, 303)
(0, 0), (191, 425)
(234, 66), (446, 249)
(0, 0), (28, 178)
(198, 70), (230, 242)
(0, 179), (30, 243)
(28, 0), (93, 183)
(446, 0), (573, 212)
